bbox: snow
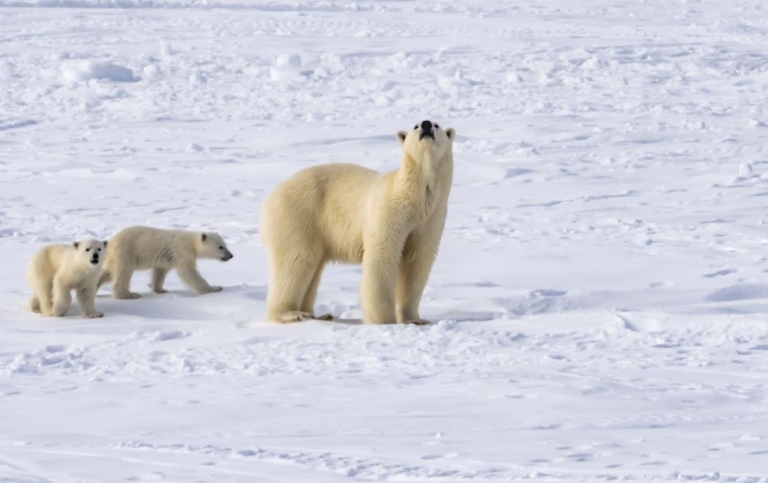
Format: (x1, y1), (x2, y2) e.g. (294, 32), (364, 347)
(61, 60), (137, 83)
(1, 0), (768, 481)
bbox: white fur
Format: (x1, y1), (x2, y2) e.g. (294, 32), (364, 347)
(260, 121), (455, 324)
(98, 226), (233, 299)
(26, 238), (107, 318)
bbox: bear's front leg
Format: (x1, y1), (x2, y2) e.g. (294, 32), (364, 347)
(360, 235), (401, 325)
(77, 285), (103, 318)
(395, 229), (443, 325)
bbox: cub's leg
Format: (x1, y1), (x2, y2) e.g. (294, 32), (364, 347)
(51, 276), (72, 317)
(27, 278), (45, 314)
(34, 279), (54, 316)
(28, 295), (41, 313)
(77, 285), (103, 318)
(176, 261), (220, 295)
(149, 267), (170, 294)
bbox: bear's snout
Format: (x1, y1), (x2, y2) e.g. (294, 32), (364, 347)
(418, 120), (434, 140)
(90, 254), (100, 264)
(221, 250), (233, 262)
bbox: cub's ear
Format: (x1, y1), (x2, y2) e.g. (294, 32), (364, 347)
(73, 241), (80, 249)
(445, 128), (455, 141)
(201, 233), (207, 242)
(396, 131), (407, 145)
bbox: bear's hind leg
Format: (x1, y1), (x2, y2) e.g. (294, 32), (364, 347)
(111, 266), (140, 299)
(300, 263), (332, 321)
(266, 249), (325, 323)
(149, 267), (169, 294)
(33, 279), (54, 316)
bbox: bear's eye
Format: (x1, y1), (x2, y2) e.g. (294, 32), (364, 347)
(97, 248), (101, 252)
(413, 125), (418, 130)
(85, 248), (90, 252)
(434, 123), (440, 129)
(218, 245), (224, 250)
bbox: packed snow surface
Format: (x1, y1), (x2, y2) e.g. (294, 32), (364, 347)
(1, 0), (768, 481)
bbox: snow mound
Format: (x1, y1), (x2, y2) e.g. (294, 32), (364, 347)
(270, 53), (303, 81)
(61, 60), (137, 83)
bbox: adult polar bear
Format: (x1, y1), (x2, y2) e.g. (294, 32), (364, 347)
(260, 120), (455, 324)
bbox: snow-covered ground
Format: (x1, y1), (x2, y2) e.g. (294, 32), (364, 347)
(2, 1), (768, 481)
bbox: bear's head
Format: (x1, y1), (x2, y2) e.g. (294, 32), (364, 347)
(397, 120), (455, 162)
(72, 238), (108, 267)
(199, 232), (234, 262)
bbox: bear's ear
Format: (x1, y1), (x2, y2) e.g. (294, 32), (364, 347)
(103, 240), (108, 248)
(73, 241), (80, 249)
(445, 128), (455, 141)
(201, 233), (207, 242)
(396, 131), (407, 145)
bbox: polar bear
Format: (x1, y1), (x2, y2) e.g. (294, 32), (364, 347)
(260, 119), (455, 324)
(26, 238), (108, 318)
(98, 226), (233, 299)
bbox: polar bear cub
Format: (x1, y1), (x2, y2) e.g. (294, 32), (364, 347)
(26, 238), (108, 318)
(99, 226), (233, 299)
(260, 119), (455, 325)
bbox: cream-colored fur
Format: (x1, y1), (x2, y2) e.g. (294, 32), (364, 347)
(98, 226), (233, 299)
(26, 238), (107, 318)
(260, 120), (455, 324)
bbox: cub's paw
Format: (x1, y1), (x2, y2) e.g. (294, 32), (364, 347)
(114, 292), (141, 300)
(202, 286), (223, 294)
(314, 313), (333, 321)
(85, 311), (104, 319)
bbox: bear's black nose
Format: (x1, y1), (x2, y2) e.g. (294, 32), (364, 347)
(418, 120), (435, 140)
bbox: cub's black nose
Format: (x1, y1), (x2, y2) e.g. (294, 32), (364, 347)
(420, 120), (433, 132)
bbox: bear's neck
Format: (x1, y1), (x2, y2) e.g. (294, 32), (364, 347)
(395, 152), (452, 211)
(398, 154), (433, 188)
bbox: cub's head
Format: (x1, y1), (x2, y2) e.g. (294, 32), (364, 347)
(72, 238), (107, 267)
(199, 232), (234, 262)
(397, 120), (455, 161)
